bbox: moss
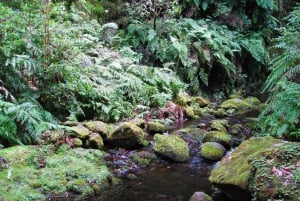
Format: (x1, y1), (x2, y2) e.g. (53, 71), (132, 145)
(129, 118), (146, 129)
(200, 142), (226, 161)
(184, 106), (195, 119)
(249, 142), (300, 201)
(230, 124), (243, 135)
(88, 133), (104, 149)
(203, 131), (231, 148)
(244, 97), (261, 106)
(153, 134), (190, 162)
(213, 108), (227, 117)
(147, 121), (166, 134)
(220, 98), (253, 112)
(70, 125), (91, 139)
(131, 151), (157, 167)
(0, 145), (112, 200)
(83, 121), (109, 140)
(173, 127), (206, 141)
(72, 138), (83, 147)
(210, 120), (228, 133)
(192, 96), (209, 107)
(108, 122), (146, 149)
(209, 137), (282, 190)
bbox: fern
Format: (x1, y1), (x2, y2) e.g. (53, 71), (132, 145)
(257, 5), (300, 140)
(0, 98), (60, 145)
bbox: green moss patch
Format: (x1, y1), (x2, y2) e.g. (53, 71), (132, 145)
(0, 145), (112, 200)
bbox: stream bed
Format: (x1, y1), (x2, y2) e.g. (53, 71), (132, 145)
(82, 115), (251, 201)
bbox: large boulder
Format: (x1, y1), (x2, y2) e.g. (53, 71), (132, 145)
(200, 142), (226, 161)
(189, 192), (213, 201)
(209, 137), (282, 201)
(153, 134), (190, 162)
(83, 121), (109, 140)
(203, 131), (232, 148)
(0, 145), (112, 200)
(108, 122), (146, 149)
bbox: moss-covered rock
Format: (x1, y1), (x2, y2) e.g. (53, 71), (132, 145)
(184, 106), (195, 119)
(153, 134), (190, 162)
(108, 122), (146, 149)
(72, 138), (83, 147)
(0, 145), (112, 201)
(83, 121), (109, 140)
(173, 127), (206, 142)
(189, 191), (213, 201)
(192, 96), (209, 107)
(230, 124), (243, 135)
(131, 151), (157, 167)
(210, 120), (228, 133)
(244, 96), (261, 106)
(213, 108), (227, 118)
(249, 142), (300, 201)
(147, 121), (166, 134)
(203, 131), (232, 148)
(220, 98), (253, 112)
(88, 133), (104, 149)
(70, 125), (91, 139)
(209, 137), (282, 201)
(200, 142), (226, 161)
(129, 118), (146, 129)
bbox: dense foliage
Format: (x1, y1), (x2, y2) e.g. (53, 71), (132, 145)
(257, 4), (300, 140)
(0, 0), (299, 145)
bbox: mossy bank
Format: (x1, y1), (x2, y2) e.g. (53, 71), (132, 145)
(0, 145), (112, 200)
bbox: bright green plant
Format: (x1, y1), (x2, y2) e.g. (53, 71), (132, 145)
(257, 4), (300, 140)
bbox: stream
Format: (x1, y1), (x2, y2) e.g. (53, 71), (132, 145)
(80, 113), (252, 201)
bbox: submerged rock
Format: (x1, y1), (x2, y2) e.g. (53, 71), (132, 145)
(0, 145), (112, 200)
(190, 191), (213, 201)
(153, 134), (190, 162)
(108, 122), (146, 149)
(200, 142), (226, 161)
(203, 131), (232, 148)
(209, 136), (282, 201)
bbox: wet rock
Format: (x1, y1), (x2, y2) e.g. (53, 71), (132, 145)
(200, 142), (226, 161)
(126, 173), (138, 180)
(83, 121), (109, 140)
(0, 145), (112, 200)
(108, 122), (146, 149)
(203, 131), (232, 148)
(147, 121), (166, 134)
(209, 136), (282, 201)
(70, 125), (91, 139)
(89, 133), (104, 149)
(174, 127), (206, 142)
(131, 151), (157, 167)
(72, 138), (83, 147)
(189, 191), (213, 201)
(153, 134), (190, 162)
(220, 98), (253, 112)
